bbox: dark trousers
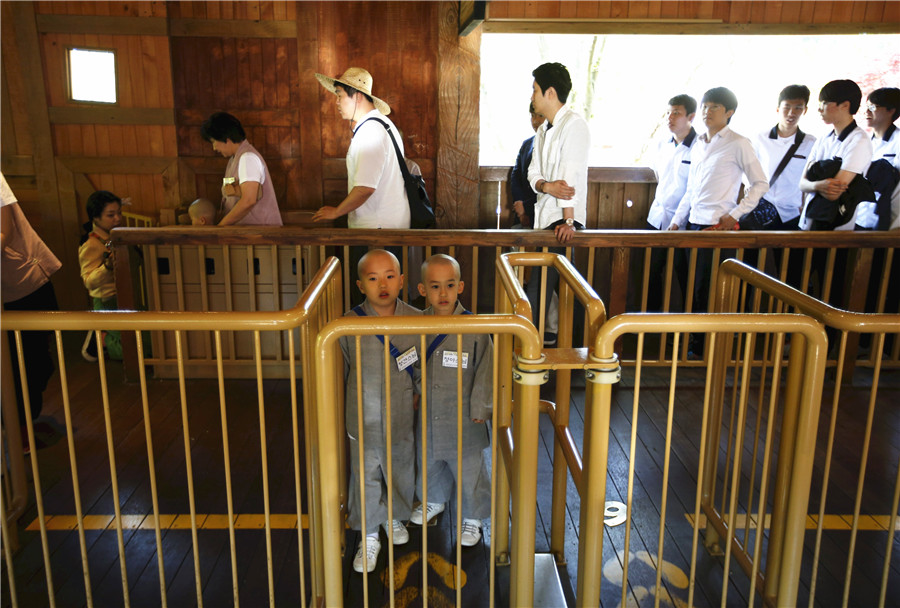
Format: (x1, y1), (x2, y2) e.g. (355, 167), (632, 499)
(645, 222), (687, 312)
(524, 220), (585, 346)
(4, 281), (59, 421)
(687, 222), (735, 355)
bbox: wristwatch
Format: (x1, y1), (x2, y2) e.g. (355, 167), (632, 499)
(565, 218), (575, 227)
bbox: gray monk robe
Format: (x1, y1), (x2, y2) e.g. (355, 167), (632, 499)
(416, 302), (493, 519)
(340, 299), (422, 531)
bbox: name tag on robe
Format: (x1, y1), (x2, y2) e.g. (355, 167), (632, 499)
(442, 351), (469, 369)
(397, 346), (419, 372)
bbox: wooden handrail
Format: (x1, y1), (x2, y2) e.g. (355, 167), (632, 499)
(110, 226), (900, 249)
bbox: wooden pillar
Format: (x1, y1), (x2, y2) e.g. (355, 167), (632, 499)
(297, 2), (324, 209)
(436, 0), (481, 229)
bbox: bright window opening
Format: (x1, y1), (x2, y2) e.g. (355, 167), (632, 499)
(68, 48), (117, 104)
(481, 34), (900, 167)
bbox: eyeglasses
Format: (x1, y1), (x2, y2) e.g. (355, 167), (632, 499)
(701, 104), (723, 113)
(867, 104), (881, 113)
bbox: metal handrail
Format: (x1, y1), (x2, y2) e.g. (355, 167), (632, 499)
(715, 258), (900, 332)
(0, 257), (343, 608)
(2, 257), (341, 333)
(313, 313), (543, 608)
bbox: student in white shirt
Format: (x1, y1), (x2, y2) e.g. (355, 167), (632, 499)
(750, 85), (816, 231)
(668, 87), (769, 356)
(859, 87), (900, 231)
(799, 79), (873, 231)
(644, 94), (696, 311)
(798, 79), (874, 310)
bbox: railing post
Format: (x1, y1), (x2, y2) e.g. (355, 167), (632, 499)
(114, 242), (139, 381)
(550, 274), (573, 564)
(841, 247), (873, 383)
(764, 332), (805, 600)
(510, 361), (546, 608)
(576, 353), (620, 606)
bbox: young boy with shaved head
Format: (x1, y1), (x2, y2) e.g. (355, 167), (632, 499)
(188, 198), (217, 226)
(412, 254), (493, 547)
(340, 249), (422, 573)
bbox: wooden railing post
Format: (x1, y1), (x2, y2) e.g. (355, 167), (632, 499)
(113, 242), (139, 381)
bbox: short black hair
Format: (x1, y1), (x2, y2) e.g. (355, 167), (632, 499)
(868, 87), (900, 122)
(200, 112), (246, 144)
(702, 87), (738, 123)
(532, 62), (572, 104)
(778, 84), (810, 105)
(668, 94), (697, 116)
(819, 79), (862, 114)
(335, 82), (373, 104)
(86, 190), (121, 221)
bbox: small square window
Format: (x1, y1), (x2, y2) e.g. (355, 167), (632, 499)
(67, 47), (117, 104)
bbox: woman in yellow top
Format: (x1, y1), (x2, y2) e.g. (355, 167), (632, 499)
(78, 190), (122, 360)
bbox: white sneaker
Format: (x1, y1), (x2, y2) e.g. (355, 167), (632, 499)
(383, 519), (409, 545)
(410, 502), (445, 525)
(460, 519), (482, 547)
(353, 535), (381, 573)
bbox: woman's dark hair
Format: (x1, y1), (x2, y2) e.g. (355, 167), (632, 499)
(200, 112), (246, 144)
(80, 190), (121, 244)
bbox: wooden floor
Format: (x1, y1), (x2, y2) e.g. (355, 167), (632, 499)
(2, 333), (899, 607)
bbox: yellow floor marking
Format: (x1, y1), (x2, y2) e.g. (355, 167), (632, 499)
(29, 512), (898, 533)
(27, 513), (314, 531)
(119, 514), (149, 529)
(684, 512), (895, 531)
(140, 514), (177, 530)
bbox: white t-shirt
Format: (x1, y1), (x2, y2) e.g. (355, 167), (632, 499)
(238, 152), (266, 186)
(800, 121), (873, 231)
(856, 124), (898, 229)
(346, 110), (410, 229)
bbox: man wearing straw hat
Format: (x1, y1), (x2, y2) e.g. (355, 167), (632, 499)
(312, 67), (409, 230)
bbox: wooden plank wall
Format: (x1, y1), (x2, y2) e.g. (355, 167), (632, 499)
(486, 0), (899, 27)
(1, 1), (443, 309)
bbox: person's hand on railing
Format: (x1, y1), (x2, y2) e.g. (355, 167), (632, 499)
(554, 222), (576, 244)
(704, 215), (739, 231)
(312, 206), (341, 222)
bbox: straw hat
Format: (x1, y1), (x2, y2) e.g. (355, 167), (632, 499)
(314, 67), (391, 115)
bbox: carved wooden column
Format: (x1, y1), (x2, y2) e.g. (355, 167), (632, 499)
(436, 1), (481, 229)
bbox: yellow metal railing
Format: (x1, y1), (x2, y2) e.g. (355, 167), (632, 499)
(496, 252), (836, 606)
(715, 259), (900, 608)
(313, 310), (544, 607)
(1, 257), (343, 608)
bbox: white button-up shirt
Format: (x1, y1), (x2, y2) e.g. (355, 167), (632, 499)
(527, 105), (590, 230)
(856, 124), (898, 229)
(753, 126), (816, 222)
(647, 128), (696, 229)
(671, 126), (769, 228)
(799, 121), (873, 231)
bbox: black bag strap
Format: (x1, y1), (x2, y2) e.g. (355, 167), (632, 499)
(355, 116), (413, 185)
(768, 127), (806, 188)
